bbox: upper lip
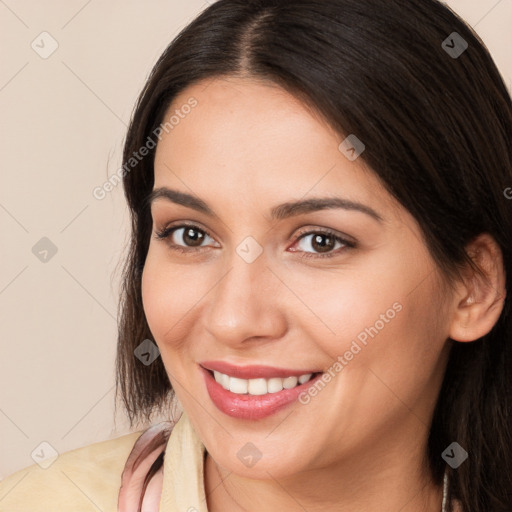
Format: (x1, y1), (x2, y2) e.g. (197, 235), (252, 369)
(200, 360), (321, 379)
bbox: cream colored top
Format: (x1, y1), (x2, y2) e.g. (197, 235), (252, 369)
(0, 428), (142, 511)
(0, 411), (208, 511)
(159, 410), (207, 512)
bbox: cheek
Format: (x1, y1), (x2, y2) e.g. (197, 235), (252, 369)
(333, 270), (449, 416)
(301, 256), (446, 372)
(285, 264), (403, 358)
(141, 250), (205, 348)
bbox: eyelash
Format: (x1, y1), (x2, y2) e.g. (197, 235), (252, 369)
(153, 223), (356, 259)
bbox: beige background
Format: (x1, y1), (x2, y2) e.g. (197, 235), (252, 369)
(0, 0), (511, 479)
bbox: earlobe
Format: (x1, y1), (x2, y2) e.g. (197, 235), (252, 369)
(449, 233), (507, 343)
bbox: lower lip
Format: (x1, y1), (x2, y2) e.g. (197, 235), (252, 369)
(200, 365), (323, 420)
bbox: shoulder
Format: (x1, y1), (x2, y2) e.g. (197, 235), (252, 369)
(0, 430), (143, 512)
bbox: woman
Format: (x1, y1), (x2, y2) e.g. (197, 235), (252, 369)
(115, 0), (512, 509)
(1, 0), (510, 511)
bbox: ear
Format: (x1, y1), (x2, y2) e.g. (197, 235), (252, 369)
(449, 233), (507, 342)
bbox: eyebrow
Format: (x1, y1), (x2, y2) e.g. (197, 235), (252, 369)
(146, 187), (383, 222)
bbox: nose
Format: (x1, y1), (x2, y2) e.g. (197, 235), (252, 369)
(202, 251), (288, 347)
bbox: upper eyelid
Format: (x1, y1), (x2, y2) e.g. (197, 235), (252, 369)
(159, 222), (215, 239)
(294, 226), (354, 242)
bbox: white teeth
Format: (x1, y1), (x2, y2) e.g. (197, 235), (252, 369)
(298, 373), (312, 384)
(282, 376), (298, 389)
(212, 371), (315, 395)
(247, 378), (267, 395)
(214, 370), (230, 389)
(267, 378), (284, 393)
(229, 377), (248, 394)
(220, 372), (230, 389)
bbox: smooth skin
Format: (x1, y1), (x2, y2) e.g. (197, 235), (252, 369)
(141, 76), (506, 512)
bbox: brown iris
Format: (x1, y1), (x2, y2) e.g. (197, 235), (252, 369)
(182, 227), (205, 247)
(310, 233), (335, 253)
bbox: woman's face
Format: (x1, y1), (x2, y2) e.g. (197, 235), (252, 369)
(142, 76), (454, 480)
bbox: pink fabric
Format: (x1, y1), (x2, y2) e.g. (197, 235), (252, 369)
(118, 422), (174, 512)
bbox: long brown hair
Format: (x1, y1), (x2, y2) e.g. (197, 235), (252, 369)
(115, 1), (512, 510)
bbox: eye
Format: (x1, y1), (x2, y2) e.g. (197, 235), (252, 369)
(154, 223), (355, 259)
(154, 223), (218, 253)
(290, 229), (355, 259)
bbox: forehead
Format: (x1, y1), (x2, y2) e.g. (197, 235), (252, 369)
(152, 77), (396, 215)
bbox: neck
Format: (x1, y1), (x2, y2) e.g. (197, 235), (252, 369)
(204, 426), (444, 512)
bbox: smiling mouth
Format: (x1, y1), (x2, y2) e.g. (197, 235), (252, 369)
(200, 364), (325, 420)
(206, 368), (321, 395)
